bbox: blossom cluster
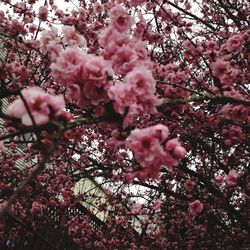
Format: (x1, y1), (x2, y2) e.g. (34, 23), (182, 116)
(99, 5), (158, 127)
(108, 66), (158, 127)
(189, 200), (203, 216)
(6, 86), (70, 126)
(1, 0), (250, 248)
(48, 5), (159, 128)
(126, 124), (186, 180)
(51, 48), (113, 108)
(214, 170), (238, 187)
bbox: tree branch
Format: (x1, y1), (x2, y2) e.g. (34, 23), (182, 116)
(158, 94), (250, 111)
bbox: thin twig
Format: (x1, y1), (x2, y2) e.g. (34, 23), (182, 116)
(157, 80), (202, 95)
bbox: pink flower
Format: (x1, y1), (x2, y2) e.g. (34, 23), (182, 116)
(109, 5), (134, 33)
(152, 200), (162, 211)
(226, 34), (244, 52)
(29, 24), (37, 33)
(82, 55), (113, 87)
(62, 26), (86, 46)
(226, 170), (237, 187)
(229, 125), (243, 142)
(206, 40), (218, 51)
(214, 175), (225, 185)
(52, 48), (112, 107)
(99, 27), (129, 49)
(126, 124), (170, 180)
(111, 45), (138, 75)
(66, 84), (81, 103)
(126, 124), (186, 181)
(83, 81), (109, 105)
(31, 202), (45, 214)
(152, 124), (169, 143)
(0, 141), (4, 151)
(184, 179), (195, 191)
(46, 40), (62, 59)
(82, 55), (113, 105)
(131, 203), (143, 214)
(109, 82), (135, 114)
(93, 2), (104, 14)
(127, 126), (166, 167)
(40, 27), (58, 46)
(129, 0), (147, 7)
(51, 47), (85, 84)
(99, 29), (130, 60)
(185, 3), (192, 10)
(108, 66), (158, 127)
(189, 200), (203, 216)
(6, 87), (67, 126)
(134, 41), (148, 60)
(125, 66), (156, 95)
(165, 138), (187, 170)
(212, 58), (230, 79)
(38, 6), (48, 21)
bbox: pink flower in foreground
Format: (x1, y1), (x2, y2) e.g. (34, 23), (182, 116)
(111, 45), (138, 75)
(51, 48), (112, 107)
(81, 54), (113, 105)
(189, 200), (203, 216)
(226, 170), (237, 187)
(126, 66), (156, 95)
(6, 86), (68, 126)
(126, 125), (168, 180)
(152, 124), (169, 143)
(51, 47), (85, 84)
(82, 55), (113, 87)
(126, 125), (168, 165)
(46, 40), (62, 59)
(109, 5), (134, 33)
(66, 84), (81, 103)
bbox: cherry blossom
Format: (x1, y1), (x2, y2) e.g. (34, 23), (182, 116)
(189, 200), (204, 216)
(38, 6), (48, 21)
(62, 26), (86, 46)
(226, 170), (238, 187)
(126, 125), (186, 180)
(0, 0), (249, 248)
(226, 34), (244, 52)
(6, 87), (68, 126)
(109, 5), (134, 33)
